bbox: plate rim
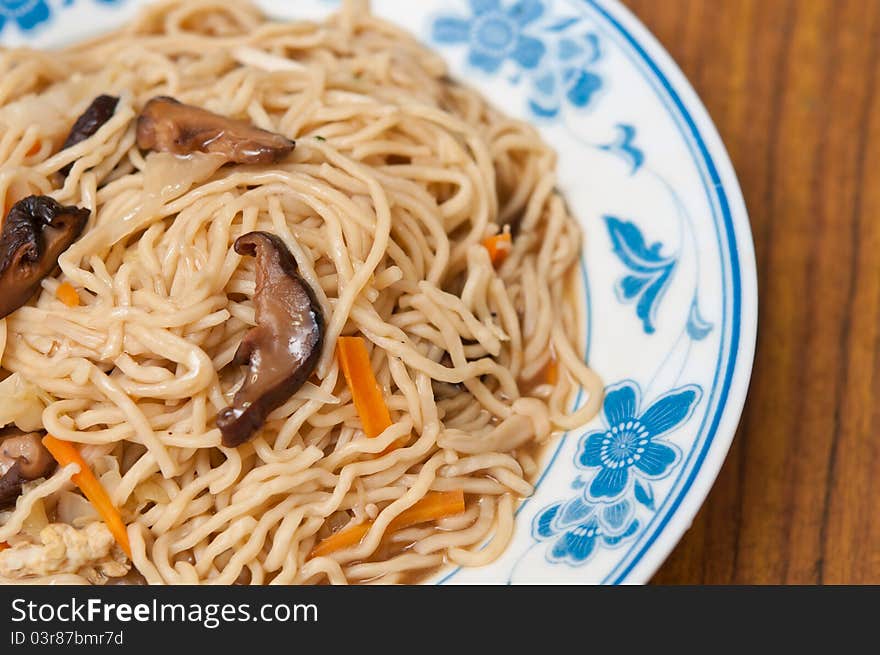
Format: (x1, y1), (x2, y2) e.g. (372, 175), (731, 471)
(584, 0), (758, 584)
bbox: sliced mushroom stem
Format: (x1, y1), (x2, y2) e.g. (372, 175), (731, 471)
(217, 232), (324, 447)
(136, 96), (295, 164)
(104, 568), (148, 585)
(0, 195), (90, 319)
(0, 428), (55, 509)
(59, 94), (120, 176)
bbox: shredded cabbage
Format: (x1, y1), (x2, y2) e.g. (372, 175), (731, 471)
(142, 151), (226, 209)
(19, 497), (49, 542)
(0, 373), (48, 432)
(56, 491), (99, 528)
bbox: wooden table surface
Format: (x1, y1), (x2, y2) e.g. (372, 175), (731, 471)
(617, 0), (880, 584)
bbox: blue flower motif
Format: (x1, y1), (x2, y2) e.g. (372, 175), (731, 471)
(577, 381), (701, 502)
(0, 0), (126, 34)
(686, 295), (713, 340)
(532, 496), (639, 565)
(599, 123), (644, 174)
(522, 379), (703, 572)
(432, 0), (547, 74)
(604, 215), (677, 334)
(429, 3), (606, 119)
(0, 0), (51, 33)
(528, 32), (602, 118)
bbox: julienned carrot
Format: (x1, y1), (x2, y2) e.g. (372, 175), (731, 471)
(482, 232), (512, 266)
(545, 356), (559, 386)
(56, 283), (80, 308)
(337, 336), (392, 438)
(0, 542), (8, 552)
(385, 490), (466, 532)
(310, 523), (370, 560)
(309, 490), (466, 559)
(41, 435), (131, 558)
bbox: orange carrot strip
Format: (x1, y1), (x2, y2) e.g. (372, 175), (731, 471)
(0, 542), (8, 552)
(386, 490), (466, 532)
(545, 357), (559, 386)
(309, 490), (466, 559)
(41, 435), (131, 558)
(56, 282), (80, 308)
(482, 232), (512, 266)
(379, 434), (409, 457)
(337, 336), (392, 438)
(26, 140), (41, 157)
(309, 523), (371, 560)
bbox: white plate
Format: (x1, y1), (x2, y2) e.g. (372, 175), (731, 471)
(0, 0), (758, 584)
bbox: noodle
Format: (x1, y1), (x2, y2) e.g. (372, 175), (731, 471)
(0, 0), (601, 585)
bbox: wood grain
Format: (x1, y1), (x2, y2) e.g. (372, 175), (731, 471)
(618, 0), (880, 584)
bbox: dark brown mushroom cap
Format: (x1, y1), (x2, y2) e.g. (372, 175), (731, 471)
(103, 569), (148, 585)
(59, 95), (120, 176)
(217, 231), (324, 447)
(0, 195), (90, 319)
(136, 96), (295, 164)
(0, 428), (55, 510)
(0, 462), (26, 509)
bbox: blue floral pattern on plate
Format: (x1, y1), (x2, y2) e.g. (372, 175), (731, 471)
(599, 123), (644, 174)
(0, 0), (51, 31)
(528, 380), (701, 567)
(527, 28), (601, 118)
(604, 216), (677, 334)
(0, 0), (124, 34)
(431, 0), (604, 118)
(578, 381), (698, 501)
(533, 497), (640, 565)
(432, 0), (547, 73)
